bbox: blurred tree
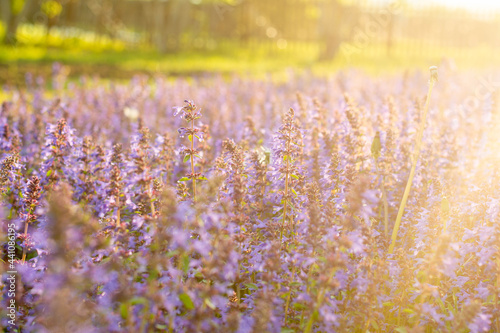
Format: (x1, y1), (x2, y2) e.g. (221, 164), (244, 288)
(1, 0), (37, 44)
(152, 0), (167, 53)
(62, 0), (80, 27)
(164, 0), (192, 52)
(41, 0), (63, 40)
(318, 0), (343, 60)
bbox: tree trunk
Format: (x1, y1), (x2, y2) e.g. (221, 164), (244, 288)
(164, 0), (191, 53)
(2, 0), (38, 45)
(64, 0), (80, 27)
(2, 0), (18, 44)
(318, 0), (343, 61)
(153, 0), (166, 53)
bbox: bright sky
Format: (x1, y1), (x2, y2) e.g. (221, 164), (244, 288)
(408, 0), (500, 11)
(373, 0), (500, 12)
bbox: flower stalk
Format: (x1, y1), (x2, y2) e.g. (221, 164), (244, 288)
(371, 131), (389, 238)
(190, 117), (196, 200)
(275, 108), (301, 244)
(175, 100), (204, 203)
(21, 176), (41, 264)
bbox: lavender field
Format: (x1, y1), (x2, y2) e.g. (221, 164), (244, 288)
(1, 68), (500, 332)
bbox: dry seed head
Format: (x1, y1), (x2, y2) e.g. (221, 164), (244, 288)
(429, 66), (438, 83)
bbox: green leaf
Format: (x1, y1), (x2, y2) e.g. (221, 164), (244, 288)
(264, 151), (270, 164)
(147, 268), (159, 281)
(166, 250), (179, 257)
(179, 293), (195, 310)
(293, 302), (306, 310)
(371, 131), (381, 160)
(183, 154), (191, 163)
(382, 301), (395, 307)
(130, 297), (148, 305)
(119, 303), (129, 319)
(197, 176), (207, 180)
(441, 197), (450, 214)
(403, 308), (414, 314)
(291, 174), (299, 180)
(26, 248), (39, 260)
(182, 255), (190, 273)
(244, 283), (258, 290)
(46, 169), (53, 177)
(178, 177), (190, 182)
(188, 135), (193, 142)
(436, 297), (446, 312)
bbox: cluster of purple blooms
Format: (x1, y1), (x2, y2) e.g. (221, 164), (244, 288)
(0, 68), (499, 332)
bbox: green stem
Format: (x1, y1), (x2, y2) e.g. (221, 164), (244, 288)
(382, 185), (389, 238)
(389, 79), (436, 254)
(237, 244), (241, 304)
(375, 160), (389, 238)
(304, 267), (336, 333)
(280, 141), (291, 244)
(397, 289), (406, 326)
(300, 258), (315, 328)
(139, 303), (149, 332)
(169, 316), (174, 333)
(283, 265), (296, 326)
(149, 183), (156, 217)
(21, 205), (34, 264)
(191, 118), (196, 201)
(116, 196), (121, 228)
(496, 258), (500, 332)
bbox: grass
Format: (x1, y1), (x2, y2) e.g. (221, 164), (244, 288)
(1, 23), (500, 86)
(388, 67), (437, 254)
